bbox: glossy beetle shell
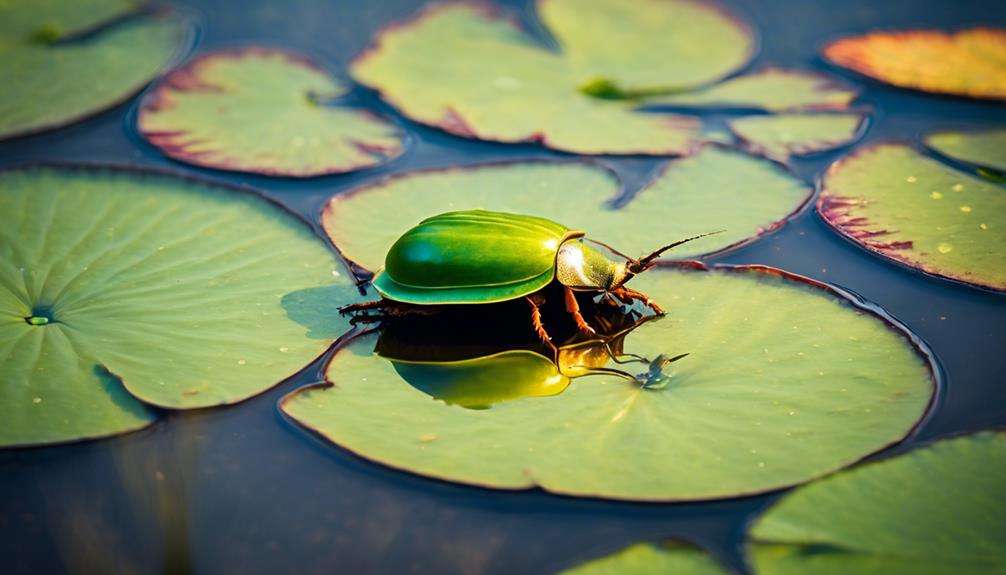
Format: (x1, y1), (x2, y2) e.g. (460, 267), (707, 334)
(373, 210), (585, 305)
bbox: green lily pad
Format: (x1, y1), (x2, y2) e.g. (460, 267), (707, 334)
(924, 129), (1006, 175)
(822, 28), (1006, 101)
(281, 264), (934, 501)
(323, 147), (810, 275)
(729, 113), (867, 162)
(819, 143), (1006, 291)
(138, 47), (404, 177)
(560, 542), (729, 575)
(351, 0), (755, 154)
(0, 2), (190, 140)
(748, 432), (1006, 574)
(0, 166), (357, 447)
(646, 69), (858, 112)
(0, 0), (137, 42)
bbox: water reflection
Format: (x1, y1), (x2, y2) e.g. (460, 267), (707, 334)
(374, 294), (662, 409)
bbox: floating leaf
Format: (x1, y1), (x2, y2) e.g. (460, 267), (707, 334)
(822, 28), (1006, 100)
(924, 129), (1006, 175)
(646, 69), (858, 112)
(819, 144), (1006, 291)
(0, 3), (190, 140)
(0, 166), (357, 447)
(0, 0), (137, 42)
(138, 47), (404, 177)
(748, 432), (1006, 574)
(323, 147), (810, 274)
(351, 1), (755, 154)
(281, 264), (934, 501)
(560, 542), (729, 575)
(729, 113), (867, 162)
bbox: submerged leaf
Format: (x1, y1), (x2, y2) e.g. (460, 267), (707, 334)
(822, 28), (1006, 100)
(729, 113), (867, 162)
(0, 166), (357, 447)
(138, 47), (404, 177)
(561, 542), (729, 575)
(351, 1), (755, 154)
(749, 432), (1006, 574)
(323, 148), (810, 274)
(818, 144), (1006, 291)
(0, 3), (190, 140)
(924, 129), (1006, 175)
(647, 68), (858, 112)
(281, 265), (934, 501)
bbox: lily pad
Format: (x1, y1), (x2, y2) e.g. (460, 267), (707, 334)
(748, 432), (1006, 574)
(0, 2), (191, 140)
(350, 1), (755, 154)
(138, 47), (404, 177)
(924, 129), (1006, 175)
(560, 542), (729, 575)
(323, 147), (810, 275)
(0, 166), (356, 447)
(646, 69), (858, 112)
(822, 28), (1006, 101)
(729, 113), (867, 162)
(818, 143), (1006, 291)
(281, 264), (934, 501)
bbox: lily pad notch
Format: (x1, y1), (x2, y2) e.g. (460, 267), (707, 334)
(280, 261), (937, 501)
(0, 163), (359, 448)
(349, 0), (757, 154)
(138, 46), (406, 177)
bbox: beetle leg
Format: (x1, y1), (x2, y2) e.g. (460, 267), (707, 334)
(525, 295), (557, 353)
(339, 300), (386, 315)
(613, 286), (664, 315)
(563, 287), (597, 336)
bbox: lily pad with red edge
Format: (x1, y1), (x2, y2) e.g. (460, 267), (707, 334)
(822, 28), (1006, 101)
(138, 47), (405, 177)
(321, 147), (811, 277)
(924, 129), (1006, 176)
(280, 263), (935, 502)
(560, 541), (729, 575)
(728, 113), (868, 163)
(748, 432), (1006, 575)
(0, 2), (192, 140)
(818, 143), (1006, 292)
(0, 165), (359, 448)
(350, 0), (755, 155)
(645, 68), (859, 112)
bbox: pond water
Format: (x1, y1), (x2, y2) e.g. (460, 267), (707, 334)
(2, 0), (1005, 573)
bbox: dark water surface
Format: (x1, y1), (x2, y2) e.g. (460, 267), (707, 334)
(2, 0), (1005, 573)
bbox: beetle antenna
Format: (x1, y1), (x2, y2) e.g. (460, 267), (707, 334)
(626, 230), (725, 274)
(584, 238), (634, 263)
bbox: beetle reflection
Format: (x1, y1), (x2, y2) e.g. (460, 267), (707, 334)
(372, 298), (684, 409)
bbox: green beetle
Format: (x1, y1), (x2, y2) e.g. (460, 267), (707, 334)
(343, 209), (715, 346)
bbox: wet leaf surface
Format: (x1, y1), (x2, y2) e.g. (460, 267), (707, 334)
(822, 28), (1006, 100)
(0, 166), (357, 447)
(323, 148), (810, 275)
(646, 68), (858, 112)
(138, 47), (404, 177)
(748, 432), (1006, 574)
(729, 113), (867, 162)
(281, 265), (934, 501)
(924, 129), (1006, 175)
(350, 1), (755, 154)
(0, 2), (190, 140)
(561, 541), (729, 575)
(818, 143), (1006, 291)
